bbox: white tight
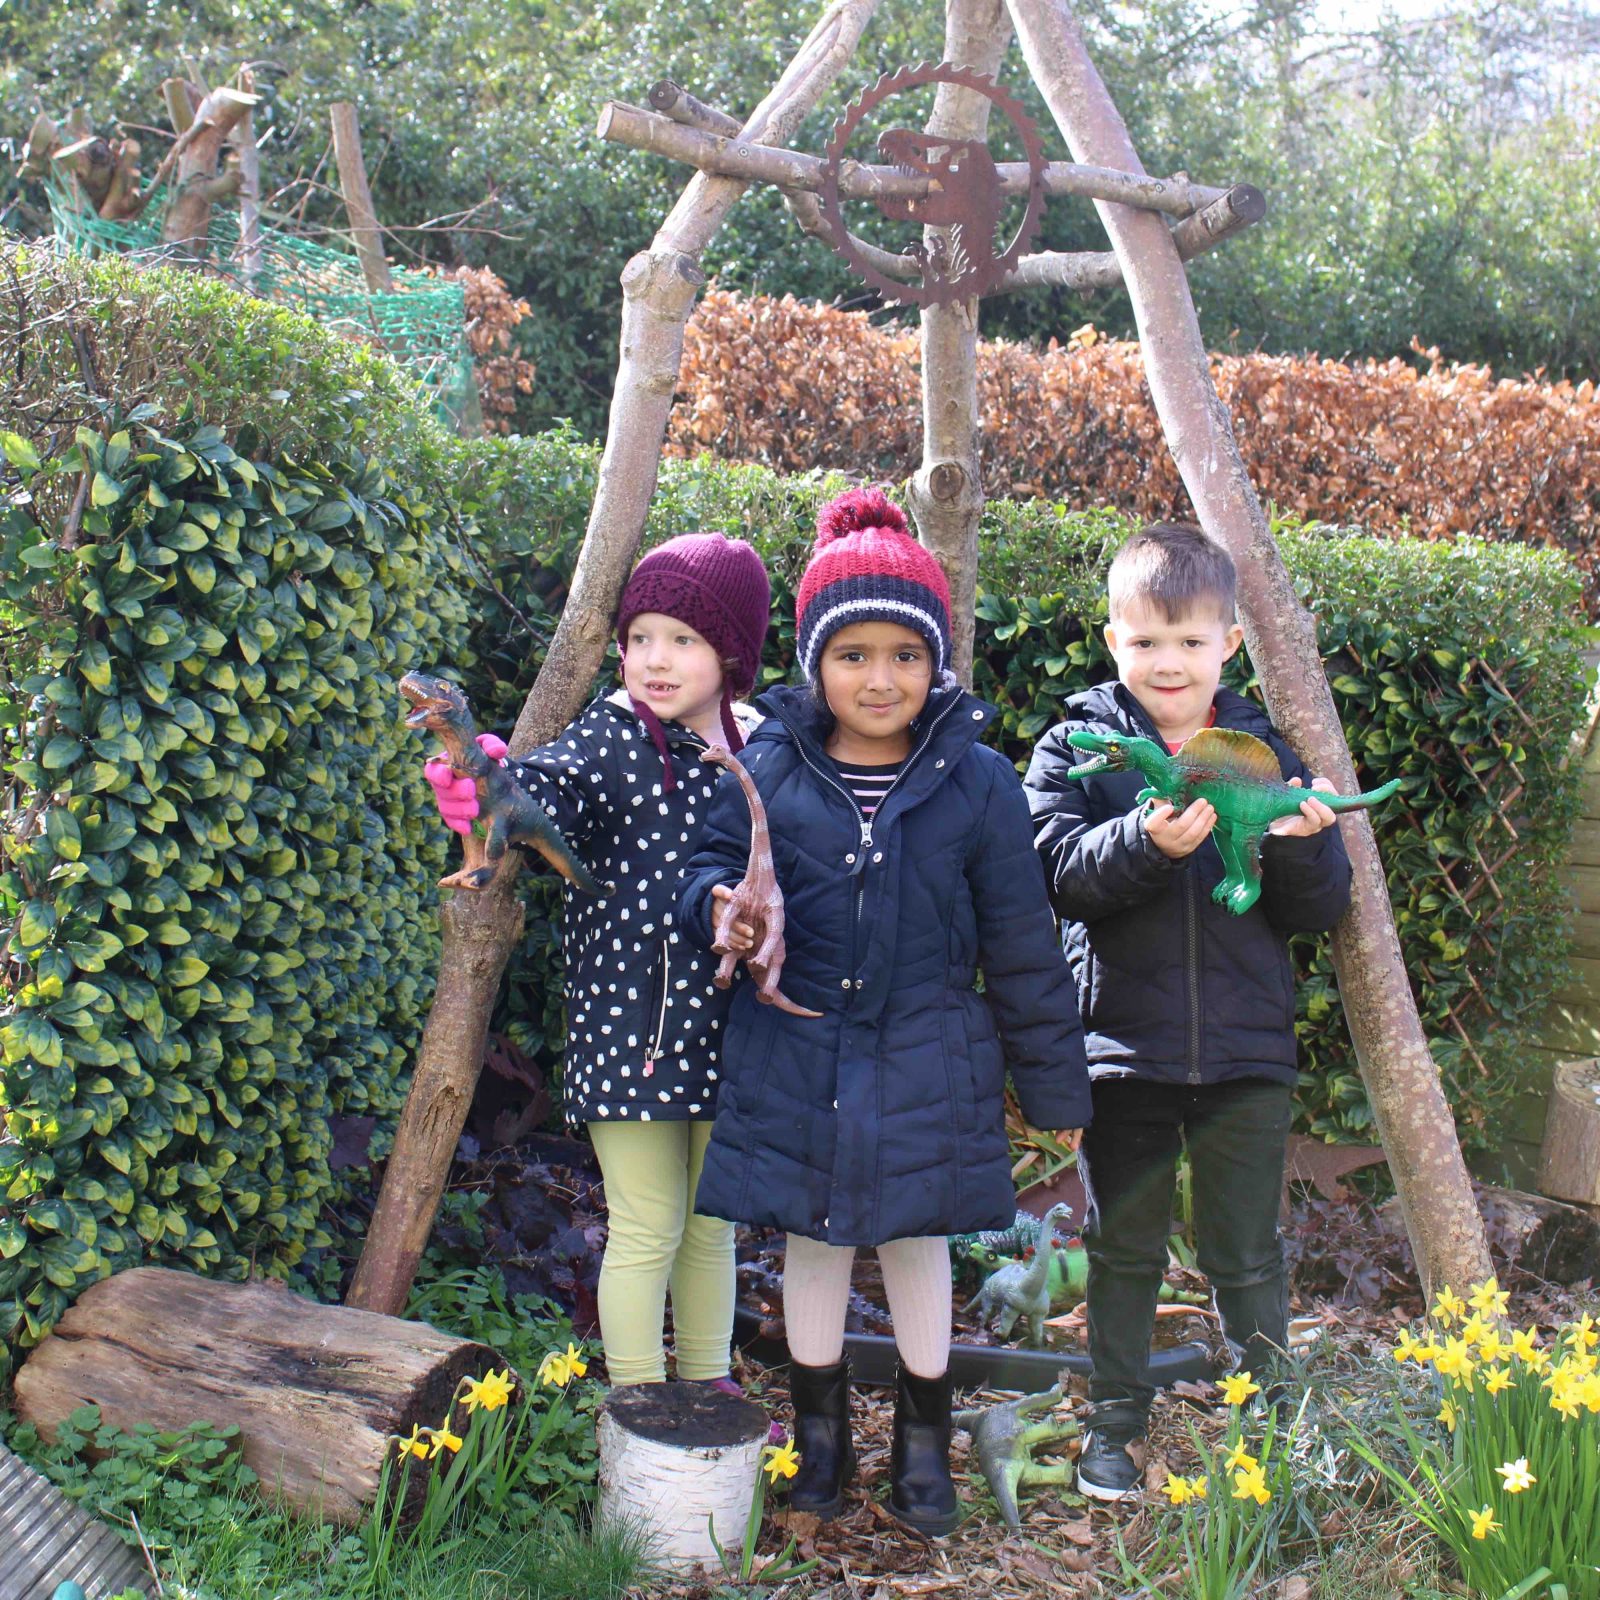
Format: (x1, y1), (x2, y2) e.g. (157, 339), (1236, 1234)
(782, 1233), (952, 1378)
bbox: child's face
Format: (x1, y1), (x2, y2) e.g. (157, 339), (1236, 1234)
(1104, 598), (1244, 740)
(621, 612), (726, 727)
(818, 621), (933, 754)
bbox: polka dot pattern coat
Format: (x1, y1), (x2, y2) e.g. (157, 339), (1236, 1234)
(505, 689), (755, 1126)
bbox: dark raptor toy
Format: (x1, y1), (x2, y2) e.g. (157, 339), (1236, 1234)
(1065, 727), (1402, 916)
(401, 671), (610, 896)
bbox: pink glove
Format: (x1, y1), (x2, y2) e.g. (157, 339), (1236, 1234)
(424, 733), (508, 835)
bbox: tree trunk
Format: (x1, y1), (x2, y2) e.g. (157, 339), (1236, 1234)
(1004, 0), (1492, 1296)
(329, 102), (395, 294)
(596, 1385), (769, 1574)
(1538, 1058), (1600, 1207)
(161, 84), (253, 259)
(14, 1268), (506, 1525)
(907, 0), (1013, 687)
(348, 0), (881, 1318)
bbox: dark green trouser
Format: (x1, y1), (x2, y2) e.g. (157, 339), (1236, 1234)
(1079, 1077), (1293, 1416)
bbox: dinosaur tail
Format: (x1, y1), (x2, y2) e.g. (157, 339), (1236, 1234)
(1318, 776), (1403, 813)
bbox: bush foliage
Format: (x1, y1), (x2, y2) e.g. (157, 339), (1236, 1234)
(0, 251), (1589, 1375)
(0, 249), (471, 1373)
(670, 290), (1600, 611)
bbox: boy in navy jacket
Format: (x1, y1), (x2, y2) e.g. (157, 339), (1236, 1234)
(1023, 524), (1351, 1500)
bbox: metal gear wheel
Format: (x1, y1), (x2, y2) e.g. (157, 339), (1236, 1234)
(817, 61), (1048, 308)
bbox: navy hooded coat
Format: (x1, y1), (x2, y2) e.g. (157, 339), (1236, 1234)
(677, 683), (1091, 1246)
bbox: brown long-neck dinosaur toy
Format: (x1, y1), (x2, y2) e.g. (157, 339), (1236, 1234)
(702, 746), (822, 1020)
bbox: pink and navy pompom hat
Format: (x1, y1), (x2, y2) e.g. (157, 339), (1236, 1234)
(795, 488), (952, 678)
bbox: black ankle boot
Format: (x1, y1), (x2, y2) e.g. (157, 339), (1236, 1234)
(888, 1365), (958, 1536)
(787, 1357), (855, 1518)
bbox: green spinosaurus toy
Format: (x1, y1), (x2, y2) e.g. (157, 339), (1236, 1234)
(1065, 727), (1401, 916)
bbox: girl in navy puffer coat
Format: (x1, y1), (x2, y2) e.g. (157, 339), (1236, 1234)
(678, 490), (1090, 1535)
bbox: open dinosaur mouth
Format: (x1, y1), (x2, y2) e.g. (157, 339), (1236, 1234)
(1065, 755), (1110, 778)
(404, 704), (448, 728)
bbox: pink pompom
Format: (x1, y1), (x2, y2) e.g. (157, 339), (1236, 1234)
(815, 487), (909, 546)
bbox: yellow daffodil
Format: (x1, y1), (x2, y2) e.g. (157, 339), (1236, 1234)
(397, 1424), (430, 1460)
(762, 1439), (800, 1482)
(1393, 1328), (1426, 1364)
(1467, 1276), (1510, 1318)
(1431, 1286), (1465, 1327)
(1433, 1336), (1477, 1387)
(1459, 1312), (1491, 1347)
(1476, 1331), (1506, 1364)
(463, 1368), (515, 1414)
(537, 1351), (572, 1388)
(1510, 1326), (1543, 1364)
(1470, 1505), (1502, 1541)
(1580, 1373), (1600, 1414)
(1522, 1342), (1551, 1373)
(1191, 1475), (1208, 1500)
(428, 1424), (463, 1458)
(1438, 1398), (1458, 1433)
(1231, 1464), (1271, 1506)
(563, 1343), (589, 1379)
(1163, 1473), (1197, 1505)
(1495, 1457), (1536, 1493)
(1219, 1372), (1262, 1406)
(1223, 1441), (1258, 1473)
(1484, 1364), (1515, 1396)
(1414, 1340), (1443, 1364)
(1570, 1313), (1598, 1352)
(1548, 1377), (1581, 1421)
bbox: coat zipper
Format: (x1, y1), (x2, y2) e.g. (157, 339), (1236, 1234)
(1183, 865), (1202, 1083)
(645, 940), (670, 1070)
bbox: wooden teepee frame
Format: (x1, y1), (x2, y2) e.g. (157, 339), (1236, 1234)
(348, 0), (1490, 1319)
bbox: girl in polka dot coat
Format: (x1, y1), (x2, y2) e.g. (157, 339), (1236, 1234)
(426, 533), (773, 1390)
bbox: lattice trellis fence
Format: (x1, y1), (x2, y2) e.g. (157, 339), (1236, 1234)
(48, 185), (472, 421)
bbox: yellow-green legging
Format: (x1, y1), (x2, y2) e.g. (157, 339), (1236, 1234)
(587, 1118), (736, 1385)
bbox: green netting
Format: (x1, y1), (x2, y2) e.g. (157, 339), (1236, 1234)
(48, 185), (473, 420)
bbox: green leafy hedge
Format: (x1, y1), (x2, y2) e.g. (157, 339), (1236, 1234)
(0, 251), (472, 1375)
(450, 440), (1591, 1158)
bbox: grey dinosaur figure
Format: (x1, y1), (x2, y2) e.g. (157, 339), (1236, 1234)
(962, 1202), (1072, 1346)
(952, 1207), (1074, 1261)
(954, 1383), (1080, 1530)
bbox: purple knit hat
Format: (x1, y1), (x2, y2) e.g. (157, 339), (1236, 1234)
(617, 532), (772, 790)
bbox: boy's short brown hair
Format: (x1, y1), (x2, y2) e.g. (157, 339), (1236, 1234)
(1107, 522), (1236, 624)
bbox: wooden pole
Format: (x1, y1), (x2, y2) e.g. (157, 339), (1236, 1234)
(347, 0), (882, 1317)
(329, 102), (395, 294)
(907, 0), (1014, 686)
(1005, 0), (1492, 1297)
(232, 66), (264, 289)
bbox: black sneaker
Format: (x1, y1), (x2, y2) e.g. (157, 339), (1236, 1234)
(1075, 1400), (1146, 1502)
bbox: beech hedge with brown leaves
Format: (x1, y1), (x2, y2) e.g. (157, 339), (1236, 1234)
(668, 290), (1600, 611)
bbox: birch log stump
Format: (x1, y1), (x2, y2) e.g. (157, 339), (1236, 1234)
(1539, 1059), (1600, 1208)
(13, 1268), (507, 1525)
(597, 1385), (769, 1574)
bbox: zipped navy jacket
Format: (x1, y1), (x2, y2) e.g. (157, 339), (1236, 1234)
(677, 682), (1091, 1246)
(1022, 682), (1352, 1088)
(505, 690), (756, 1126)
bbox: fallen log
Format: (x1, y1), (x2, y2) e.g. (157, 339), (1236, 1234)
(597, 1384), (769, 1575)
(1538, 1058), (1600, 1209)
(1477, 1183), (1600, 1286)
(13, 1267), (507, 1525)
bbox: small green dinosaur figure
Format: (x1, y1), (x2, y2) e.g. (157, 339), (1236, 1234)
(401, 671), (611, 896)
(954, 1383), (1079, 1530)
(1065, 728), (1402, 916)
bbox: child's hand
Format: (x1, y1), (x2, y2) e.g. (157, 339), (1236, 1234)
(711, 883), (757, 953)
(1144, 798), (1217, 859)
(1268, 776), (1339, 838)
(1062, 1128), (1083, 1154)
(424, 733), (507, 835)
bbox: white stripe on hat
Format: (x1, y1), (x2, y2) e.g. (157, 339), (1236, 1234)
(799, 596), (949, 678)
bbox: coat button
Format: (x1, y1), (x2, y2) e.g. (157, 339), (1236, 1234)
(872, 851), (883, 863)
(935, 758), (946, 768)
(971, 709), (983, 719)
(845, 852), (856, 864)
(854, 978), (863, 989)
(840, 978), (851, 989)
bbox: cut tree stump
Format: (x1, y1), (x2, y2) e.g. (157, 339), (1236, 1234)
(1477, 1183), (1600, 1285)
(1538, 1058), (1600, 1208)
(13, 1268), (507, 1525)
(597, 1384), (769, 1574)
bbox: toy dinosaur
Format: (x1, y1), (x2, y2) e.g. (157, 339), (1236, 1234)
(702, 746), (822, 1020)
(953, 1208), (1074, 1261)
(958, 1235), (1209, 1312)
(401, 671), (610, 895)
(962, 1203), (1072, 1346)
(953, 1383), (1079, 1531)
(1065, 728), (1402, 916)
